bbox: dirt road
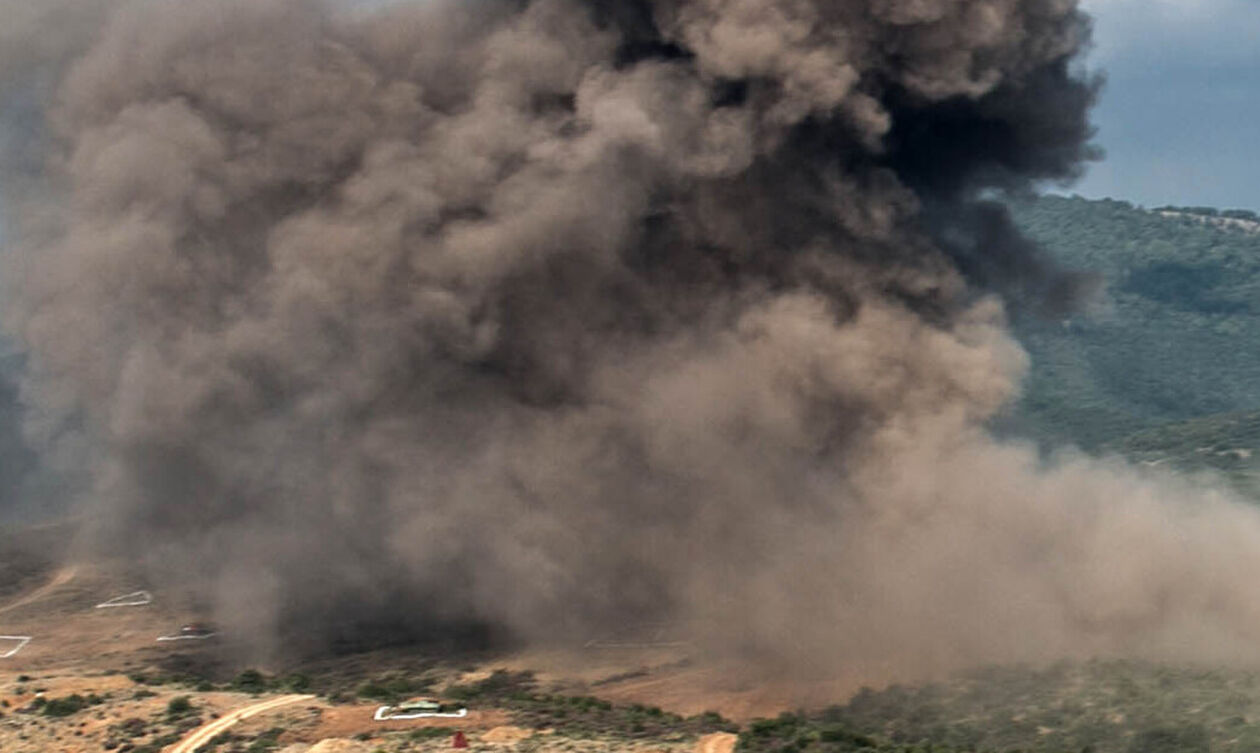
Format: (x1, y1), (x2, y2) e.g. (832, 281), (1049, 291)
(166, 694), (316, 753)
(0, 566), (77, 616)
(696, 732), (738, 753)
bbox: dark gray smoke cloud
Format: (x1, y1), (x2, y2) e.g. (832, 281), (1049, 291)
(7, 0), (1260, 677)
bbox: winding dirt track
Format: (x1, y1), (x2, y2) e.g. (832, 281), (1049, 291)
(166, 694), (316, 753)
(0, 566), (77, 616)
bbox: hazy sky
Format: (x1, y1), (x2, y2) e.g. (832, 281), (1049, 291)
(1074, 0), (1260, 210)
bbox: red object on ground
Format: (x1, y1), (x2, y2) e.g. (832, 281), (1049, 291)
(452, 731), (469, 748)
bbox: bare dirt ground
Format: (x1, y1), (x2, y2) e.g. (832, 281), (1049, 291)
(0, 528), (876, 751)
(696, 732), (738, 753)
(485, 646), (887, 722)
(299, 704), (510, 740)
(0, 566), (78, 617)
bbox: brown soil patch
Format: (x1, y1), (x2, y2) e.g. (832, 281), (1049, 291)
(0, 566), (77, 617)
(482, 724), (535, 743)
(488, 647), (881, 722)
(302, 703), (508, 742)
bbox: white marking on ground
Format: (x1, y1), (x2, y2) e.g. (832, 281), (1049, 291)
(96, 590), (153, 608)
(156, 632), (217, 642)
(374, 706), (469, 721)
(0, 635), (32, 658)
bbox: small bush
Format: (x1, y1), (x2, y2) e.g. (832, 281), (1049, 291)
(356, 674), (432, 703)
(284, 673), (311, 692)
(167, 696), (194, 717)
(445, 669), (535, 701)
(246, 726), (284, 752)
(42, 695), (88, 718)
(233, 669), (268, 693)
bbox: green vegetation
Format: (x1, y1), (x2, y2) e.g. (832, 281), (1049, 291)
(41, 694), (89, 718)
(165, 695), (193, 718)
(284, 673), (311, 692)
(113, 717), (146, 738)
(246, 727), (285, 752)
(356, 673), (434, 703)
(445, 670), (736, 740)
(39, 693), (104, 718)
(800, 660), (1260, 753)
(129, 669), (214, 688)
(128, 731), (183, 753)
(1003, 195), (1260, 451)
(1100, 410), (1260, 496)
(738, 712), (970, 752)
(233, 669), (268, 694)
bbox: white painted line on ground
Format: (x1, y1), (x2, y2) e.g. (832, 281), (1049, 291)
(0, 635), (32, 658)
(95, 590), (153, 608)
(374, 706), (468, 721)
(156, 632), (217, 642)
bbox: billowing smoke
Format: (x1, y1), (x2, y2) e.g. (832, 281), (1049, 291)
(5, 0), (1260, 677)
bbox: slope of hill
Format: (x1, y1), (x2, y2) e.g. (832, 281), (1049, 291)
(1002, 195), (1260, 451)
(820, 660), (1257, 753)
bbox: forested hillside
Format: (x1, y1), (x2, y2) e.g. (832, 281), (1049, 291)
(1003, 195), (1260, 460)
(5, 196), (1260, 517)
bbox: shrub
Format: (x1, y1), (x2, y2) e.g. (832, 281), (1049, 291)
(356, 674), (432, 703)
(246, 727), (284, 752)
(284, 673), (311, 692)
(445, 669), (536, 701)
(233, 669), (268, 693)
(167, 696), (194, 717)
(42, 695), (88, 718)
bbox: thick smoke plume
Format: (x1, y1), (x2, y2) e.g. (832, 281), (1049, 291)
(5, 0), (1260, 677)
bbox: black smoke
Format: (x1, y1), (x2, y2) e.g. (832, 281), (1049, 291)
(7, 0), (1260, 679)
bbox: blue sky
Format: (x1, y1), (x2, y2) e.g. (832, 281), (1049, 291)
(1071, 0), (1260, 210)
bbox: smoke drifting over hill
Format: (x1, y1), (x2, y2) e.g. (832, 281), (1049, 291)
(6, 0), (1260, 675)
